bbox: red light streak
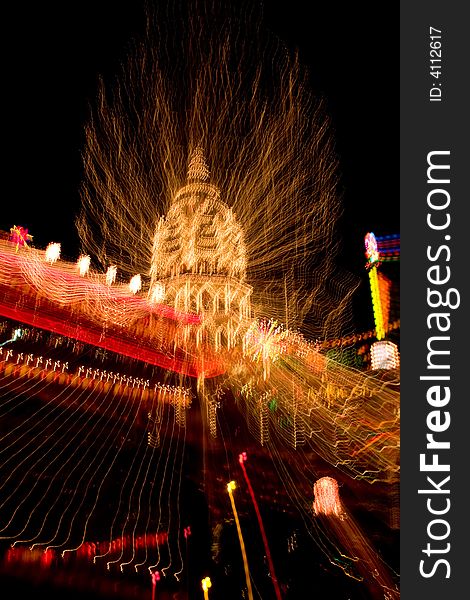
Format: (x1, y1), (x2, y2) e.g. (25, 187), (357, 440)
(238, 452), (282, 600)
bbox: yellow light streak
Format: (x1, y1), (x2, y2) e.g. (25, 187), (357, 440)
(202, 576), (212, 597)
(368, 267), (385, 340)
(227, 481), (254, 600)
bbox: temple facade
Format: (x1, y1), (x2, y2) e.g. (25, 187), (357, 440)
(148, 148), (252, 352)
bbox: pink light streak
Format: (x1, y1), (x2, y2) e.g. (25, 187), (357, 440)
(0, 242), (227, 378)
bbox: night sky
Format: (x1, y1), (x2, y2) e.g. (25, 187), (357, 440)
(3, 3), (398, 344)
(2, 0), (398, 261)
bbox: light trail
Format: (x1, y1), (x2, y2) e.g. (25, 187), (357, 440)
(227, 481), (254, 600)
(238, 452), (282, 600)
(201, 576), (212, 600)
(312, 486), (400, 600)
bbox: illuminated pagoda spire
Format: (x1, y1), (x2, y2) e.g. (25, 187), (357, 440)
(148, 146), (252, 354)
(187, 146), (210, 182)
(149, 146), (247, 282)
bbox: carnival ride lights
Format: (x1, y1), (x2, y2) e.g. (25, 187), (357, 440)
(364, 232), (385, 341)
(364, 232), (400, 346)
(375, 234), (400, 262)
(0, 338), (192, 579)
(0, 239), (219, 377)
(370, 340), (400, 370)
(0, 206), (399, 596)
(147, 147), (252, 357)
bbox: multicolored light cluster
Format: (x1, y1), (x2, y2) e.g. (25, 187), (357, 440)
(365, 232), (386, 340)
(243, 318), (288, 380)
(364, 232), (380, 267)
(9, 225), (32, 251)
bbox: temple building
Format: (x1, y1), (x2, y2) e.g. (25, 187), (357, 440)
(149, 147), (252, 353)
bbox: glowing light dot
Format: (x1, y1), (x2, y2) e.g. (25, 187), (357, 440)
(45, 242), (61, 264)
(227, 480), (236, 492)
(312, 476), (344, 517)
(149, 282), (165, 303)
(106, 265), (117, 285)
(129, 274), (142, 294)
(202, 577), (212, 591)
(77, 255), (91, 276)
(151, 570), (160, 584)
